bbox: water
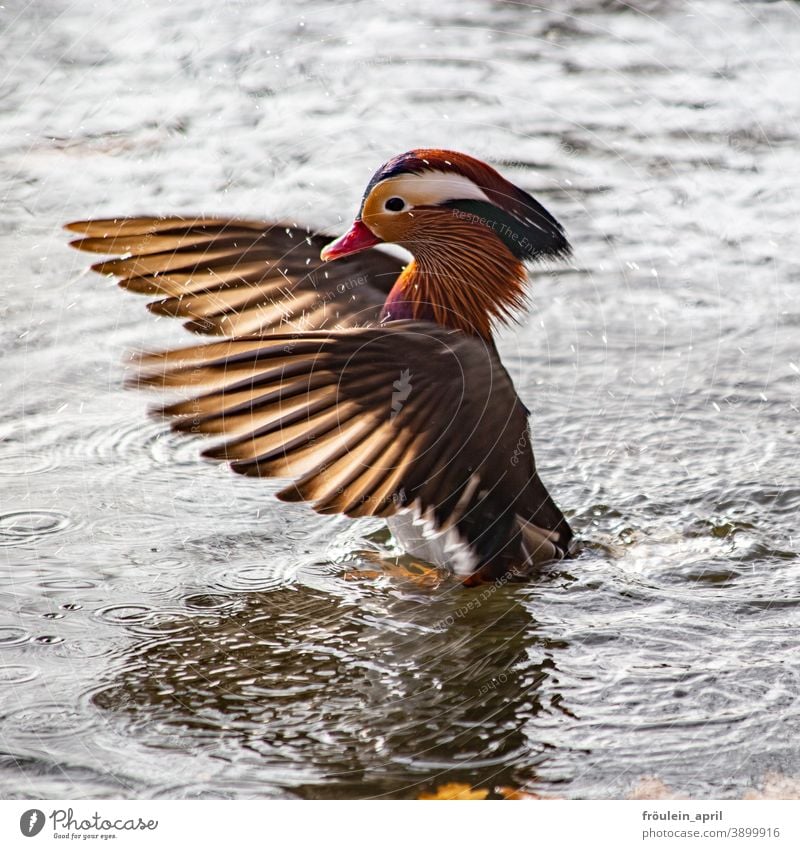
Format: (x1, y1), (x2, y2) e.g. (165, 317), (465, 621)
(1, 0), (799, 799)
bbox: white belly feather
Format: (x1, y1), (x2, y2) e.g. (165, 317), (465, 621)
(386, 509), (479, 577)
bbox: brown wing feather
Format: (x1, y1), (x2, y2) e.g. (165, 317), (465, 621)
(132, 321), (572, 571)
(67, 216), (405, 334)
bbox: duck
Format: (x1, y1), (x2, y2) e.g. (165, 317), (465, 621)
(66, 148), (574, 585)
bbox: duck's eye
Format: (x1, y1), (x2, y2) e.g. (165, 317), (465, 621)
(385, 197), (405, 212)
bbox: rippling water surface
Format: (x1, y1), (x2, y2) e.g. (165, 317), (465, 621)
(2, 0), (799, 799)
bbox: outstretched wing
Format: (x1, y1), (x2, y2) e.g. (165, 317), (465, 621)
(66, 216), (404, 335)
(133, 321), (571, 576)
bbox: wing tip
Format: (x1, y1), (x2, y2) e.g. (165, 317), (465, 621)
(202, 442), (234, 462)
(183, 318), (221, 335)
(123, 373), (158, 391)
(64, 218), (127, 237)
(276, 484), (304, 503)
(64, 220), (93, 235)
(89, 260), (116, 275)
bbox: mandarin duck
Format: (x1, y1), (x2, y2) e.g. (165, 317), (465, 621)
(67, 149), (574, 584)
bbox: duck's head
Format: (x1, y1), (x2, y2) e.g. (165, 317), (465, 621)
(321, 149), (571, 338)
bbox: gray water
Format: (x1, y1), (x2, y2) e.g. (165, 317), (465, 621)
(1, 0), (799, 799)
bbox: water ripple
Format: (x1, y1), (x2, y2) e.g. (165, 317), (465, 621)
(39, 579), (98, 591)
(94, 604), (153, 625)
(0, 452), (57, 476)
(0, 626), (31, 647)
(88, 513), (180, 543)
(212, 564), (295, 593)
(0, 511), (71, 546)
(1, 703), (97, 742)
(50, 637), (130, 660)
(0, 665), (39, 684)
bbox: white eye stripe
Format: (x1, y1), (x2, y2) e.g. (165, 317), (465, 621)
(378, 171), (492, 207)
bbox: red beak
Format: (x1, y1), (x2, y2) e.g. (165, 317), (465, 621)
(320, 219), (382, 261)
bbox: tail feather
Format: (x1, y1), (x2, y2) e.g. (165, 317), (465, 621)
(518, 472), (574, 558)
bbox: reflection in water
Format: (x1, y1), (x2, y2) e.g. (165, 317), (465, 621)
(93, 584), (565, 797)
